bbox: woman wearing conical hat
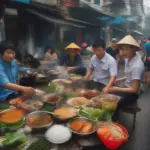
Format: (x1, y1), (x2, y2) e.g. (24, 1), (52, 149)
(60, 43), (86, 76)
(108, 35), (145, 120)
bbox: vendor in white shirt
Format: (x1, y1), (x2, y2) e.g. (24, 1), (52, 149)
(83, 39), (118, 93)
(108, 35), (145, 108)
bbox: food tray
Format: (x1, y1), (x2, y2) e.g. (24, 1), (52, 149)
(19, 100), (43, 111)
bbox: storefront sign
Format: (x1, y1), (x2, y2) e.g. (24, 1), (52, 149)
(64, 0), (80, 7)
(10, 0), (30, 4)
(31, 0), (57, 6)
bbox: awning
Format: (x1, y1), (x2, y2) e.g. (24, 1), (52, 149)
(131, 30), (143, 36)
(26, 8), (86, 28)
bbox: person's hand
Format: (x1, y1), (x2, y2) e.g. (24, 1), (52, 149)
(22, 87), (35, 95)
(67, 67), (75, 72)
(108, 86), (119, 93)
(113, 79), (118, 85)
(102, 87), (109, 93)
(82, 76), (89, 81)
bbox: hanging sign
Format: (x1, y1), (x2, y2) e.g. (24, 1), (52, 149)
(64, 0), (79, 7)
(9, 0), (30, 4)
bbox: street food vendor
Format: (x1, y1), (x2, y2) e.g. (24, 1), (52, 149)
(60, 43), (86, 76)
(83, 39), (118, 93)
(0, 41), (35, 102)
(108, 35), (145, 108)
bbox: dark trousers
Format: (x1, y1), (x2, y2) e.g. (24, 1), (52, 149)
(145, 59), (150, 71)
(112, 92), (139, 121)
(83, 80), (105, 91)
(116, 92), (139, 108)
(72, 67), (87, 76)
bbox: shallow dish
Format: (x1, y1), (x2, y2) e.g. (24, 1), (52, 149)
(19, 100), (43, 111)
(67, 117), (97, 136)
(43, 93), (61, 105)
(26, 111), (53, 129)
(52, 105), (78, 121)
(67, 97), (89, 108)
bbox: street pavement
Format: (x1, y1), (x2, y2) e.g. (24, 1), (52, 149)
(84, 65), (150, 150)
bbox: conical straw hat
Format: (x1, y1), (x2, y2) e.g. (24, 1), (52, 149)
(117, 35), (140, 50)
(65, 43), (81, 50)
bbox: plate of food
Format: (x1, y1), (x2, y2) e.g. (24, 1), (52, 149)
(52, 105), (78, 121)
(19, 100), (43, 111)
(67, 97), (89, 108)
(9, 96), (27, 107)
(52, 79), (72, 85)
(26, 111), (53, 129)
(0, 118), (25, 131)
(43, 94), (62, 105)
(84, 90), (99, 99)
(0, 108), (25, 124)
(67, 117), (97, 136)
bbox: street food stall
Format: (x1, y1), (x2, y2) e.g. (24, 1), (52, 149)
(0, 67), (129, 150)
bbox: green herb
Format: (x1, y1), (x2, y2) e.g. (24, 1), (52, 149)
(0, 119), (25, 131)
(65, 91), (78, 98)
(1, 132), (28, 148)
(27, 138), (52, 150)
(78, 107), (112, 123)
(45, 83), (64, 94)
(0, 104), (9, 111)
(42, 104), (55, 111)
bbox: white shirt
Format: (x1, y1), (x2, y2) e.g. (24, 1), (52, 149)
(89, 53), (118, 85)
(136, 51), (146, 62)
(125, 54), (145, 89)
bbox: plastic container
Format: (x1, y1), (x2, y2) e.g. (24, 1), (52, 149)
(100, 95), (120, 111)
(97, 123), (128, 150)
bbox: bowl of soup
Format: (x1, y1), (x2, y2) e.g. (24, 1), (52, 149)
(52, 105), (78, 121)
(26, 111), (53, 129)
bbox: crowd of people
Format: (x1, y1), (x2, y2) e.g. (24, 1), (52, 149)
(0, 34), (150, 120)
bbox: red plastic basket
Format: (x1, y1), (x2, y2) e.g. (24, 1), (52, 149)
(97, 122), (129, 150)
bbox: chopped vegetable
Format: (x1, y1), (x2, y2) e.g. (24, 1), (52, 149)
(47, 83), (64, 94)
(42, 104), (55, 112)
(0, 119), (25, 131)
(65, 91), (78, 98)
(0, 132), (28, 148)
(78, 107), (112, 123)
(26, 138), (52, 150)
(0, 104), (9, 112)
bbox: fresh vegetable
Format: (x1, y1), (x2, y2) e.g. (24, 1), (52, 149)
(65, 91), (78, 98)
(0, 119), (25, 131)
(42, 104), (55, 112)
(78, 107), (112, 123)
(47, 83), (64, 94)
(0, 132), (28, 148)
(0, 104), (9, 112)
(26, 138), (52, 150)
